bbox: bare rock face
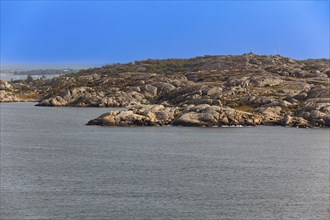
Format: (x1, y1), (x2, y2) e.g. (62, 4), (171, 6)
(250, 76), (283, 87)
(293, 92), (308, 101)
(173, 105), (262, 127)
(87, 105), (180, 126)
(0, 81), (14, 90)
(37, 96), (68, 106)
(37, 87), (142, 107)
(3, 54), (329, 127)
(281, 115), (309, 128)
(0, 90), (22, 102)
(0, 80), (19, 102)
(139, 85), (158, 99)
(206, 87), (223, 96)
(151, 82), (176, 95)
(87, 110), (149, 126)
(88, 104), (264, 127)
(0, 80), (40, 102)
(255, 106), (283, 125)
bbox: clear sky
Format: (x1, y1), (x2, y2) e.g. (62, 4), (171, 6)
(1, 0), (329, 68)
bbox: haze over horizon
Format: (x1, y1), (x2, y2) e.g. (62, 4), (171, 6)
(1, 1), (329, 69)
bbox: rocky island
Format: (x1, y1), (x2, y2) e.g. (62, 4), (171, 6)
(1, 54), (329, 128)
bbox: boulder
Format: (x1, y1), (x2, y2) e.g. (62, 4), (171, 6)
(281, 115), (309, 128)
(251, 76), (283, 87)
(255, 106), (282, 125)
(173, 105), (262, 127)
(0, 80), (13, 90)
(0, 90), (21, 102)
(87, 104), (179, 126)
(140, 84), (158, 99)
(50, 96), (68, 106)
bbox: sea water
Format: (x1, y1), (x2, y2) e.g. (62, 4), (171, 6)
(1, 103), (329, 219)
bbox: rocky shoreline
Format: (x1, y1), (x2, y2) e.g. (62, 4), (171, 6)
(86, 104), (311, 128)
(1, 54), (329, 128)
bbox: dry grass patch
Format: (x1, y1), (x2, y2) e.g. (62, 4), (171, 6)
(232, 105), (255, 113)
(19, 93), (40, 100)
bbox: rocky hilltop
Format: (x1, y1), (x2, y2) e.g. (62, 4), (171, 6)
(1, 54), (329, 127)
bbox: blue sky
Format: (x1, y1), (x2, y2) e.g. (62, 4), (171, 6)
(1, 1), (329, 68)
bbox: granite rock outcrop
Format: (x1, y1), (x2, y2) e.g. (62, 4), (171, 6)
(1, 54), (329, 127)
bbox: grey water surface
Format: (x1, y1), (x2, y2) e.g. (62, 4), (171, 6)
(1, 102), (329, 220)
